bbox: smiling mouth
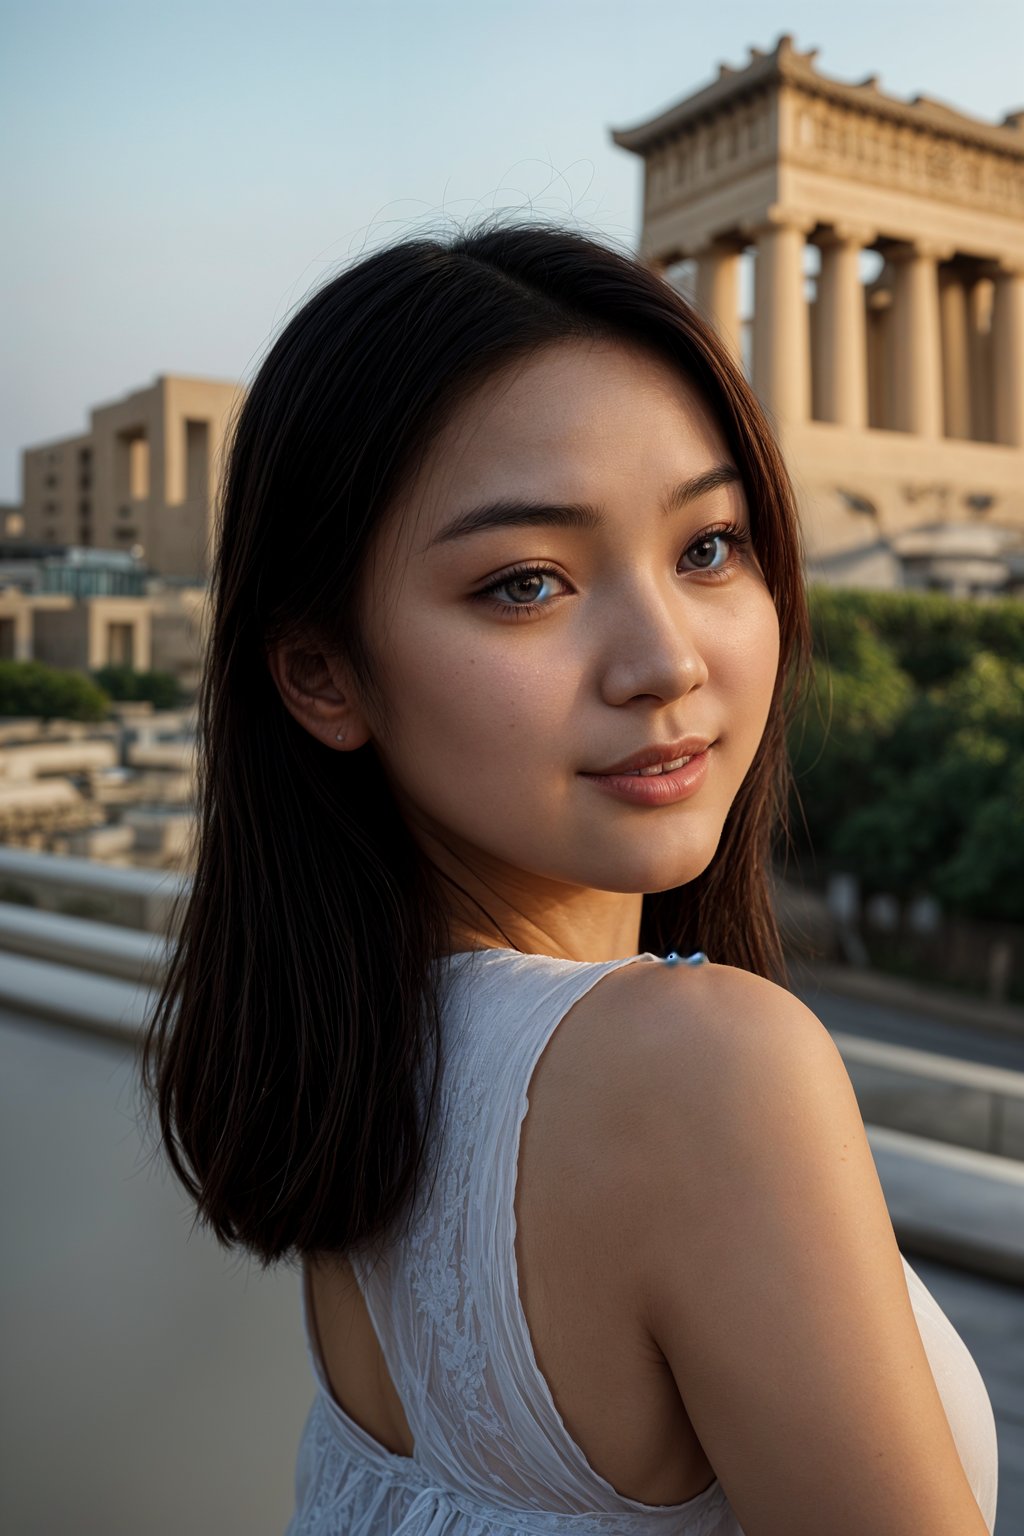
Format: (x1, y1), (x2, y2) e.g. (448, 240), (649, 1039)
(618, 755), (694, 777)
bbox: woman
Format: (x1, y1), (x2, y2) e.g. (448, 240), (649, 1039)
(142, 218), (998, 1535)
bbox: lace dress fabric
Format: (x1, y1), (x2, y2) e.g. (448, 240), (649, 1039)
(286, 948), (999, 1535)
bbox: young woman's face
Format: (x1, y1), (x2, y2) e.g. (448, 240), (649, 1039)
(355, 336), (781, 954)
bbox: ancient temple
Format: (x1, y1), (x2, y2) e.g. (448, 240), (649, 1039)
(610, 35), (1024, 595)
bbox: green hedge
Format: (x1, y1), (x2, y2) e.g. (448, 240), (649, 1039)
(91, 665), (185, 709)
(789, 588), (1024, 925)
(0, 661), (186, 720)
(0, 660), (111, 721)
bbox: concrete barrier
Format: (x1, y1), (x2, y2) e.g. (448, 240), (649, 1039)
(0, 949), (157, 1042)
(0, 863), (1020, 1161)
(867, 1124), (1024, 1285)
(0, 902), (168, 984)
(0, 846), (186, 934)
(836, 1030), (1024, 1161)
(1, 944), (1020, 1286)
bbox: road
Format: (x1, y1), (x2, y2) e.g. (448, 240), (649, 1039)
(792, 974), (1024, 1072)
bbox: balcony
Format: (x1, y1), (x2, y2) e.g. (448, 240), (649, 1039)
(2, 846), (1022, 1533)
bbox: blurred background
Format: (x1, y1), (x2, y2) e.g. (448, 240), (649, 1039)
(1, 2), (1023, 1532)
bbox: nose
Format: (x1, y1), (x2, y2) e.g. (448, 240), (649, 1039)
(596, 578), (710, 706)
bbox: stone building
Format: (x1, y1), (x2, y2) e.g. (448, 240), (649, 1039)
(0, 545), (210, 694)
(14, 375), (243, 581)
(611, 34), (1024, 594)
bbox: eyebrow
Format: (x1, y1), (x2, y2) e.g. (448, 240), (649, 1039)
(423, 462), (743, 550)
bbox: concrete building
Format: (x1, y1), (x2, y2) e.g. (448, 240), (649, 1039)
(14, 375), (243, 580)
(0, 545), (211, 693)
(611, 34), (1024, 592)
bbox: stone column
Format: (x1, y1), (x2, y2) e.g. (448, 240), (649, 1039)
(751, 208), (815, 427)
(887, 239), (949, 438)
(695, 240), (742, 363)
(938, 269), (972, 440)
(14, 606), (33, 662)
(990, 261), (1024, 448)
(866, 288), (893, 430)
(813, 223), (874, 429)
(967, 275), (995, 442)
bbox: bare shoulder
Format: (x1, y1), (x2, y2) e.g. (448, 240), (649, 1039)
(566, 958), (990, 1536)
(629, 957), (840, 1120)
(587, 954), (870, 1270)
(518, 958), (794, 1245)
(619, 954), (825, 1063)
(526, 958), (824, 1260)
(553, 957), (824, 1147)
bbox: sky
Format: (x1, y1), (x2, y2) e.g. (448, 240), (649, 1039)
(1, 0), (1022, 502)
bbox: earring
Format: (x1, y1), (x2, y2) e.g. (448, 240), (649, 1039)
(335, 727), (346, 743)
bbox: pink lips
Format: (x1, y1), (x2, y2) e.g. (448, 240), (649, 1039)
(588, 736), (714, 776)
(581, 746), (712, 806)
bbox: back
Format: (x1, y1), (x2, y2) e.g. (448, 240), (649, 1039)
(347, 946), (733, 1527)
(288, 947), (998, 1536)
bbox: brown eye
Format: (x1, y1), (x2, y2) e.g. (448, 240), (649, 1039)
(679, 523), (752, 578)
(474, 563), (569, 618)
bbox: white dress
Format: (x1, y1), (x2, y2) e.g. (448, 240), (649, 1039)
(285, 948), (1000, 1535)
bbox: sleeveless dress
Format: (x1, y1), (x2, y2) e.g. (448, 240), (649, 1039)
(286, 947), (1000, 1535)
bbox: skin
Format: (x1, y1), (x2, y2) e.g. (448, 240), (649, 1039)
(270, 334), (781, 962)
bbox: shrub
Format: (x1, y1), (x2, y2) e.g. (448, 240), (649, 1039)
(0, 660), (110, 721)
(91, 665), (184, 709)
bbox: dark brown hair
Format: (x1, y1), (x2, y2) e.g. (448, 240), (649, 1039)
(139, 216), (812, 1270)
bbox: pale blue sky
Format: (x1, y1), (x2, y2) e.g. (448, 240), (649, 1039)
(1, 0), (1021, 501)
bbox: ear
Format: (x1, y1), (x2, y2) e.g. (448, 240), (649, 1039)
(265, 643), (372, 751)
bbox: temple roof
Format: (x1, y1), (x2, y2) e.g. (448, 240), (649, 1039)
(610, 34), (1024, 157)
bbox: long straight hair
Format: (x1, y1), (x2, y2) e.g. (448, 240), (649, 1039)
(140, 217), (812, 1269)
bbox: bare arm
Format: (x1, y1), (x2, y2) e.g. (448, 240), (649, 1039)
(615, 963), (989, 1536)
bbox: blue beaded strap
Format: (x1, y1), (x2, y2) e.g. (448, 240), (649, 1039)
(664, 950), (708, 966)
